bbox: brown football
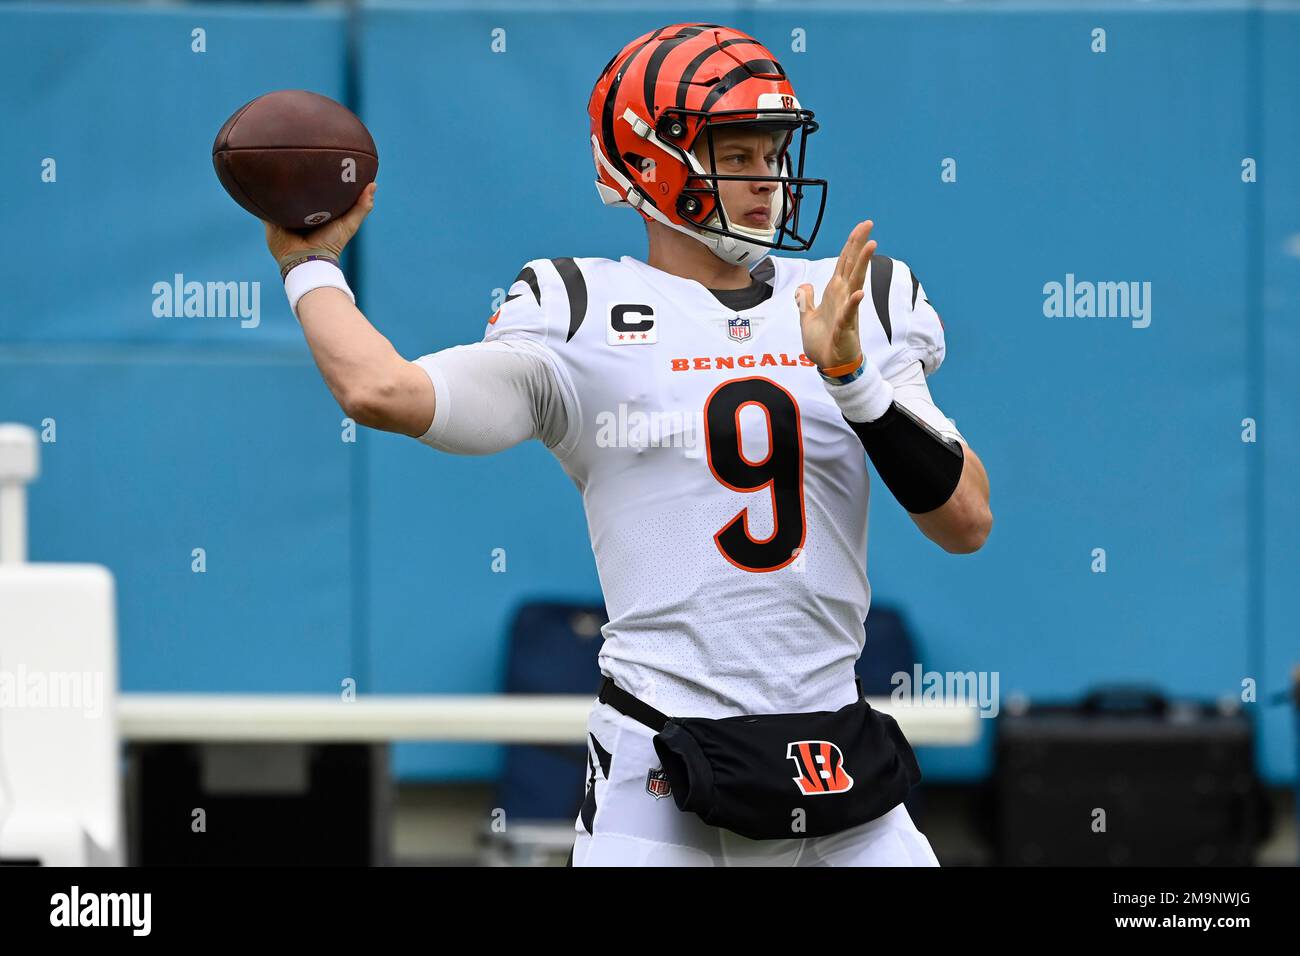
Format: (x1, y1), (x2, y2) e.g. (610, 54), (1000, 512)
(212, 90), (379, 230)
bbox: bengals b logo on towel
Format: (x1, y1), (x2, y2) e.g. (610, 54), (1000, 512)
(787, 740), (855, 795)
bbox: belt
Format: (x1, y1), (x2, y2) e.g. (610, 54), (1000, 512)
(598, 676), (670, 733)
(597, 675), (867, 733)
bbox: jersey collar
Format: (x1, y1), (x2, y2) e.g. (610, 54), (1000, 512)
(619, 255), (781, 314)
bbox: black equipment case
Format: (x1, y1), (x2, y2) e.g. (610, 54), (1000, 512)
(993, 686), (1270, 865)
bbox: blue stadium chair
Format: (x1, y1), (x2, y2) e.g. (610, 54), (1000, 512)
(856, 603), (919, 697)
(483, 600), (607, 865)
(855, 602), (929, 828)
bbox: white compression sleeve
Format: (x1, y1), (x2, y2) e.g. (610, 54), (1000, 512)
(411, 338), (573, 456)
(888, 360), (966, 444)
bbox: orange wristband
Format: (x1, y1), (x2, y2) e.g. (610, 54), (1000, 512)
(818, 354), (864, 379)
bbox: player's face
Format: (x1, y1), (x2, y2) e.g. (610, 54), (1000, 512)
(693, 126), (786, 230)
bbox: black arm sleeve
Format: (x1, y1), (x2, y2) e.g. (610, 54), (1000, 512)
(844, 401), (965, 514)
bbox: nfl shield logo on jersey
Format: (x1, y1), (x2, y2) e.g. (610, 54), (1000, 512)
(645, 767), (672, 800)
(727, 316), (751, 342)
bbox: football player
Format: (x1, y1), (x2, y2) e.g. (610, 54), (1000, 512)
(265, 23), (992, 867)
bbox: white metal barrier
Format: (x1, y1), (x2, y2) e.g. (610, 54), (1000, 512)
(0, 424), (123, 865)
(116, 693), (978, 746)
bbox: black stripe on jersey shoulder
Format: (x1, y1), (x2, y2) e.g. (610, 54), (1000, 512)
(506, 266), (541, 307)
(910, 267), (921, 309)
(869, 254), (894, 343)
(551, 257), (589, 343)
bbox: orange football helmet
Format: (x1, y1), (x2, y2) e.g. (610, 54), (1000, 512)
(588, 23), (827, 265)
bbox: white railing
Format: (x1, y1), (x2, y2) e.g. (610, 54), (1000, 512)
(0, 424), (38, 564)
(116, 693), (979, 746)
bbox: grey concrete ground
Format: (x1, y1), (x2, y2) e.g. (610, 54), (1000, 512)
(390, 784), (1298, 867)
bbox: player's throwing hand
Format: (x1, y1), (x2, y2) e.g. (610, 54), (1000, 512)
(263, 181), (377, 268)
(795, 219), (876, 371)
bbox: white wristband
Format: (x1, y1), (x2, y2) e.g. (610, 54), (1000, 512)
(822, 358), (895, 423)
(284, 259), (355, 318)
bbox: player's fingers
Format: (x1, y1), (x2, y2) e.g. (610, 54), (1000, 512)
(262, 220), (296, 258)
(832, 222), (859, 280)
(795, 283), (817, 319)
(846, 234), (876, 293)
(790, 282), (821, 323)
(338, 182), (377, 230)
(835, 220), (870, 281)
(304, 183), (375, 250)
(841, 288), (865, 330)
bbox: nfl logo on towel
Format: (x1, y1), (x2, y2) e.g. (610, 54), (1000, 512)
(728, 316), (751, 342)
(645, 767), (672, 800)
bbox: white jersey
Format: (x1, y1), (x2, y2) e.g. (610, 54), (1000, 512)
(417, 253), (955, 719)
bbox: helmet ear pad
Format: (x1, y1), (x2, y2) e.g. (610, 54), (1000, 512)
(675, 177), (719, 227)
(647, 113), (723, 230)
(655, 112), (690, 144)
